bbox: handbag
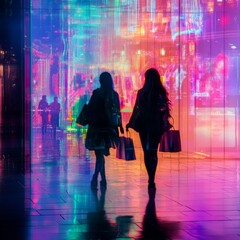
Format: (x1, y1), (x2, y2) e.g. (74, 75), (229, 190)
(159, 129), (181, 152)
(76, 104), (89, 126)
(129, 106), (143, 133)
(116, 136), (136, 160)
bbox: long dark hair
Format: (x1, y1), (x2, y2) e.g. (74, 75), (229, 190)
(99, 72), (114, 93)
(142, 68), (171, 111)
(143, 68), (166, 95)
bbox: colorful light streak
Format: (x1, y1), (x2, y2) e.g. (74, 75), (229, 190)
(171, 0), (203, 41)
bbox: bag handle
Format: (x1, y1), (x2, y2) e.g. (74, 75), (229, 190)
(169, 116), (175, 130)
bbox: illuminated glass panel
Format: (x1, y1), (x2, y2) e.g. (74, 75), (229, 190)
(31, 0), (240, 157)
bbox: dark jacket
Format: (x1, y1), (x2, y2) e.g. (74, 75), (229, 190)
(88, 88), (122, 128)
(85, 88), (122, 151)
(128, 88), (170, 135)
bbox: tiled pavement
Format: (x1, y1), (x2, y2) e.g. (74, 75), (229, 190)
(1, 129), (240, 239)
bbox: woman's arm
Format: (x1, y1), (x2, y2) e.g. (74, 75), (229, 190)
(115, 92), (124, 133)
(126, 90), (141, 130)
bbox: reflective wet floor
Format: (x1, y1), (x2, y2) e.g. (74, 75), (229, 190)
(1, 129), (240, 239)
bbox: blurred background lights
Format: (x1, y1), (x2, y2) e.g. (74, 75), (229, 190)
(160, 48), (165, 56)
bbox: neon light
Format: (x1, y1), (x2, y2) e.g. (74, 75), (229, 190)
(30, 0), (240, 154)
(171, 0), (203, 41)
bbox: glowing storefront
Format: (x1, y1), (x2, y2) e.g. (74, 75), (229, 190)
(30, 0), (240, 157)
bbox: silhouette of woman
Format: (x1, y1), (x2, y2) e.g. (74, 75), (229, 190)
(126, 68), (171, 190)
(85, 72), (124, 190)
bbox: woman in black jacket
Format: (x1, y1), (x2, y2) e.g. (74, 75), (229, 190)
(86, 72), (124, 190)
(126, 68), (171, 190)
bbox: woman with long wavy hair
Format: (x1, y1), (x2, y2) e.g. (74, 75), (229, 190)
(126, 68), (171, 190)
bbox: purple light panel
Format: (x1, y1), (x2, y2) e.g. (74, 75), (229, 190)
(30, 0), (240, 156)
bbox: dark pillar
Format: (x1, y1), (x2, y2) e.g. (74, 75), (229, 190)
(0, 1), (30, 239)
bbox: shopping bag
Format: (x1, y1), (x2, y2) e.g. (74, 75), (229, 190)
(159, 130), (181, 152)
(116, 136), (136, 160)
(76, 104), (89, 126)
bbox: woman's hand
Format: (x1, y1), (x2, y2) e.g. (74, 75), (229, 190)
(119, 125), (124, 134)
(126, 123), (130, 132)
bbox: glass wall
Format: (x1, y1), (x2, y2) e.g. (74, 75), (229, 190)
(30, 0), (240, 157)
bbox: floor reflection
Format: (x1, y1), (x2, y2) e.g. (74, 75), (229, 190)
(1, 130), (239, 239)
(138, 189), (180, 240)
(87, 188), (133, 239)
(41, 138), (60, 158)
(88, 188), (115, 239)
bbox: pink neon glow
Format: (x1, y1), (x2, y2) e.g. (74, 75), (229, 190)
(30, 0), (240, 156)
